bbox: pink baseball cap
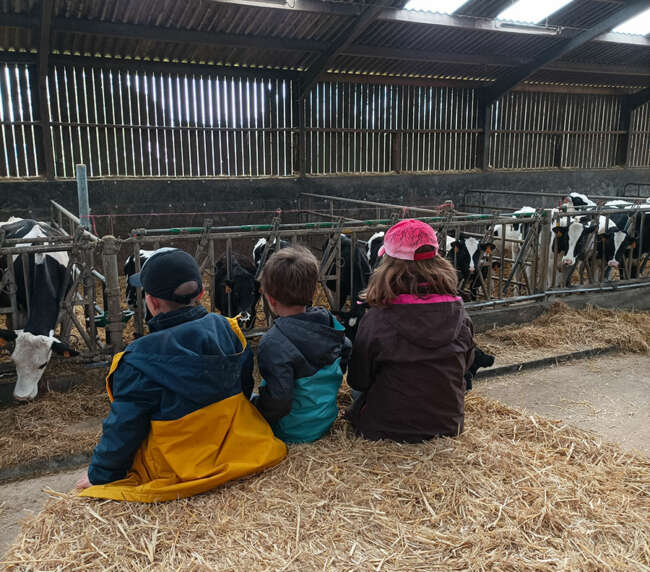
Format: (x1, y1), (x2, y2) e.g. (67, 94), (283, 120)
(378, 219), (438, 261)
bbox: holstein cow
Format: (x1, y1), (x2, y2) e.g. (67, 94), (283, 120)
(563, 192), (596, 208)
(0, 218), (78, 400)
(367, 231), (385, 269)
(252, 237), (290, 270)
(213, 252), (260, 327)
(446, 233), (497, 300)
(552, 215), (618, 284)
(125, 247), (261, 329)
(493, 206), (536, 260)
(321, 234), (372, 340)
(597, 201), (635, 278)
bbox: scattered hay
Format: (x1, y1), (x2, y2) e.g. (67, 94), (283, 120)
(0, 382), (108, 470)
(478, 302), (650, 358)
(4, 395), (649, 570)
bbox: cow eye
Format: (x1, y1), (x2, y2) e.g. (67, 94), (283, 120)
(38, 362), (48, 369)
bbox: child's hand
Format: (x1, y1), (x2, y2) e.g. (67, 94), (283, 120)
(76, 472), (92, 490)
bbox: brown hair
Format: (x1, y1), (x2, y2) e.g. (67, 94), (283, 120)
(363, 246), (458, 308)
(260, 246), (318, 306)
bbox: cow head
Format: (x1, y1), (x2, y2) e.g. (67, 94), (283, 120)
(0, 329), (78, 400)
(600, 230), (635, 270)
(558, 220), (596, 266)
(214, 254), (260, 326)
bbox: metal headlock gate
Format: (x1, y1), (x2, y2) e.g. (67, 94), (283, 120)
(2, 195), (649, 360)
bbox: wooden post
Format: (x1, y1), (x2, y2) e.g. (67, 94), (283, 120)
(102, 235), (124, 353)
(38, 0), (55, 180)
(615, 96), (632, 168)
(477, 90), (491, 171)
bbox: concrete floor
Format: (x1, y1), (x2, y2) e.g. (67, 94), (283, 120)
(474, 353), (650, 457)
(1, 353), (649, 560)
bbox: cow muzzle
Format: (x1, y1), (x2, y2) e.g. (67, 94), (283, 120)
(607, 260), (619, 268)
(562, 257), (574, 266)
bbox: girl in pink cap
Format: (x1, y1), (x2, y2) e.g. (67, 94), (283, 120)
(346, 219), (475, 442)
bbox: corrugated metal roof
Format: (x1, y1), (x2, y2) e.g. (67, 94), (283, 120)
(0, 0), (648, 89)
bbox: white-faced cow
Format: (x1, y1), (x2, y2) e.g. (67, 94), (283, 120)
(0, 218), (77, 400)
(552, 215), (619, 284)
(446, 233), (496, 297)
(366, 232), (385, 269)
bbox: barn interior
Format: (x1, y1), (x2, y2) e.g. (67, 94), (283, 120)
(0, 0), (649, 568)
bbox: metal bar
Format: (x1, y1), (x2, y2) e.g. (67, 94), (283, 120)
(101, 235), (123, 352)
(75, 164), (90, 230)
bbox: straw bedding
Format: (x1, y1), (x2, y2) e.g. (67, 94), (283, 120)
(476, 302), (650, 360)
(4, 394), (649, 570)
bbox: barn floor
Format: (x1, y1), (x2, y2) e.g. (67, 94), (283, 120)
(2, 352), (649, 562)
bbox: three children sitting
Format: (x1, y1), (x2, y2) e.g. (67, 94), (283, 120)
(78, 220), (475, 502)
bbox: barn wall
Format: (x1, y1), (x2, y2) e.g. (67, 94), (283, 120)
(1, 167), (648, 237)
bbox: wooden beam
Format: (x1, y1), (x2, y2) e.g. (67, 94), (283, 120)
(616, 86), (650, 167)
(342, 45), (527, 67)
(374, 9), (650, 47)
(3, 10), (650, 48)
(38, 0), (55, 180)
(477, 90), (490, 170)
(210, 0), (361, 16)
(2, 52), (299, 80)
(626, 86), (650, 111)
(483, 0), (650, 104)
(299, 2), (390, 98)
(51, 17), (328, 53)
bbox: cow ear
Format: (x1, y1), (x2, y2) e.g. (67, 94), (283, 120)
(0, 329), (17, 346)
(447, 229), (456, 238)
(50, 341), (79, 358)
(552, 227), (562, 235)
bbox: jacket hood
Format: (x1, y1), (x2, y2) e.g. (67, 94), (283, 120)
(124, 313), (246, 403)
(379, 300), (468, 350)
(274, 307), (345, 369)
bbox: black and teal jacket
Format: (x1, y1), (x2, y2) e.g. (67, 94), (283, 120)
(254, 307), (351, 443)
(83, 305), (286, 503)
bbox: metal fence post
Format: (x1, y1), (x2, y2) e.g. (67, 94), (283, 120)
(536, 209), (553, 293)
(102, 235), (124, 353)
(76, 164), (90, 231)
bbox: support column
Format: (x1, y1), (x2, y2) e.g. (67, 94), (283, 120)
(101, 235), (124, 354)
(615, 96), (632, 168)
(477, 90), (491, 171)
(38, 0), (55, 180)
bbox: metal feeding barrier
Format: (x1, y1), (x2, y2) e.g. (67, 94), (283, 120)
(1, 193), (649, 362)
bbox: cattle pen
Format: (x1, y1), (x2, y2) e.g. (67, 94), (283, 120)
(2, 0), (650, 568)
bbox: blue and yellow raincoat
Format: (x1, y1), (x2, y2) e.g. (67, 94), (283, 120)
(253, 307), (351, 443)
(80, 305), (286, 503)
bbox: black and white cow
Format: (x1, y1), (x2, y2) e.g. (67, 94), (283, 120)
(552, 215), (618, 284)
(320, 234), (372, 340)
(0, 218), (77, 400)
(213, 252), (260, 326)
(322, 234), (372, 306)
(367, 231), (385, 269)
(252, 237), (290, 271)
(563, 192), (596, 208)
(447, 233), (496, 286)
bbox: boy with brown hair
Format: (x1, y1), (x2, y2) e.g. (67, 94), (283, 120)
(253, 246), (351, 443)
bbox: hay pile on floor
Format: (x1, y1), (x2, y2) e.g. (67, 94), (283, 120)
(478, 302), (650, 357)
(5, 395), (649, 570)
(0, 383), (108, 470)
